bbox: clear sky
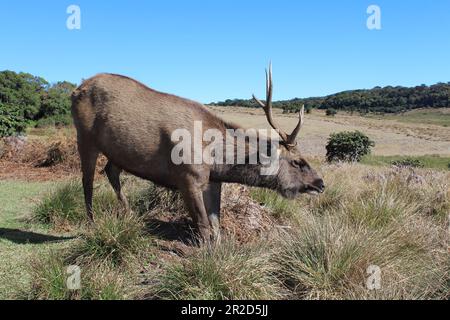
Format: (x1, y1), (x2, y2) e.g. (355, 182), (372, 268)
(1, 0), (449, 103)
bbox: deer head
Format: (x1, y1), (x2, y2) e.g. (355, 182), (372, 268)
(253, 63), (325, 198)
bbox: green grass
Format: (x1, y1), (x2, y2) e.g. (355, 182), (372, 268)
(366, 109), (450, 127)
(250, 188), (298, 219)
(67, 209), (151, 267)
(151, 239), (283, 300)
(27, 251), (129, 300)
(362, 154), (450, 171)
(0, 180), (73, 299)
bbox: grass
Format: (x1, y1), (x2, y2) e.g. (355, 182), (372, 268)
(150, 239), (283, 300)
(372, 109), (450, 127)
(27, 251), (130, 300)
(67, 209), (151, 267)
(0, 180), (69, 299)
(362, 154), (450, 171)
(250, 188), (298, 219)
(2, 162), (449, 300)
(279, 163), (450, 299)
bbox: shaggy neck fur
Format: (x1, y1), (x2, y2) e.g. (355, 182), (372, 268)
(209, 121), (281, 190)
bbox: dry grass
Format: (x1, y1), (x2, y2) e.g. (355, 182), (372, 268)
(210, 107), (450, 157)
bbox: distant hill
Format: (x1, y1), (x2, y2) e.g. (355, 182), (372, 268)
(209, 82), (450, 114)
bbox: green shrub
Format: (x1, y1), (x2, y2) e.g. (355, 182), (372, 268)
(35, 114), (73, 128)
(0, 104), (28, 137)
(305, 105), (313, 114)
(326, 131), (375, 162)
(326, 108), (337, 117)
(391, 157), (425, 168)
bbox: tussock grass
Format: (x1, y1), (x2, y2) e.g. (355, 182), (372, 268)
(264, 163), (450, 300)
(33, 180), (118, 227)
(25, 163), (449, 300)
(33, 177), (186, 229)
(150, 239), (283, 300)
(67, 209), (151, 267)
(34, 180), (85, 225)
(27, 251), (129, 300)
(27, 207), (152, 300)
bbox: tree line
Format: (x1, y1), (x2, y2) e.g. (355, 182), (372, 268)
(209, 83), (450, 114)
(1, 70), (449, 137)
(0, 71), (76, 137)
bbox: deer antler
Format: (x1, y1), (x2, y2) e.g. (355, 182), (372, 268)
(253, 63), (304, 148)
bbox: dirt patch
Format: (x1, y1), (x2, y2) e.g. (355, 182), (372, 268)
(0, 134), (106, 181)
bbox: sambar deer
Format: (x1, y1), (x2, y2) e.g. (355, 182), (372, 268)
(71, 64), (325, 242)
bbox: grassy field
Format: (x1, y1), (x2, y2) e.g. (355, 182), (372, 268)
(0, 108), (449, 300)
(0, 181), (73, 299)
(366, 108), (450, 127)
(210, 107), (450, 157)
(1, 164), (448, 300)
(362, 154), (450, 171)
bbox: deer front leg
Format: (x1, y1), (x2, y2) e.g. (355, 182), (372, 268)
(203, 182), (222, 243)
(180, 184), (211, 244)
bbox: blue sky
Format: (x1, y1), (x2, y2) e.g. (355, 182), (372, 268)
(1, 0), (449, 103)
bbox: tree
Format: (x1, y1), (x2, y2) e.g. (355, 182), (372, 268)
(326, 108), (337, 117)
(0, 103), (27, 137)
(38, 82), (77, 118)
(0, 71), (76, 136)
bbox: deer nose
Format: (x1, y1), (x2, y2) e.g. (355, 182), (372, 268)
(315, 179), (325, 193)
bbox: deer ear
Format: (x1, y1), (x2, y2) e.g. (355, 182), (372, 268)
(277, 148), (282, 157)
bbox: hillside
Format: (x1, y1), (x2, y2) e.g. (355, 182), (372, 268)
(210, 82), (450, 114)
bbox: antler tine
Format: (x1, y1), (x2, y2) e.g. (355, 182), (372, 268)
(286, 105), (305, 146)
(253, 63), (289, 142)
(266, 63), (272, 105)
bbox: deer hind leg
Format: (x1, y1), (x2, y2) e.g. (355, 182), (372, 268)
(203, 182), (222, 243)
(104, 161), (130, 212)
(78, 141), (99, 222)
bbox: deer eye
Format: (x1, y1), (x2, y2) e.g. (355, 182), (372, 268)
(291, 160), (302, 168)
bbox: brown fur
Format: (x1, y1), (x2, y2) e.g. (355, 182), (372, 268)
(71, 73), (324, 242)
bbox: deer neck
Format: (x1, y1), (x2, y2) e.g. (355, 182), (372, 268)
(210, 162), (278, 190)
(210, 138), (279, 190)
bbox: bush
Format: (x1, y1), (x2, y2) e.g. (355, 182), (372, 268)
(305, 105), (313, 114)
(35, 114), (73, 128)
(0, 104), (28, 137)
(391, 158), (425, 168)
(326, 108), (337, 117)
(326, 131), (375, 162)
